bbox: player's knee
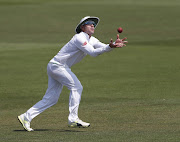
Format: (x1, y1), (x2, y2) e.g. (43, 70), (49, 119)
(52, 97), (59, 105)
(72, 84), (83, 94)
(68, 82), (83, 92)
(53, 95), (61, 105)
(77, 84), (83, 91)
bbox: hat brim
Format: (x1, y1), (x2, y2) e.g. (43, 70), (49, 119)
(75, 17), (99, 33)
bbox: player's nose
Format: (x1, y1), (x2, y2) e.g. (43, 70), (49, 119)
(90, 24), (95, 27)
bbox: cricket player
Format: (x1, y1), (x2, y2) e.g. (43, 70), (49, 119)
(18, 16), (128, 131)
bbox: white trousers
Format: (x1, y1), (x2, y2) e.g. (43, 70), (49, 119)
(24, 63), (83, 122)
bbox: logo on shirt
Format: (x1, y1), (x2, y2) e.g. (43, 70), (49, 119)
(83, 41), (87, 46)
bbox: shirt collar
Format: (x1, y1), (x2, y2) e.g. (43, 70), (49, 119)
(82, 32), (91, 40)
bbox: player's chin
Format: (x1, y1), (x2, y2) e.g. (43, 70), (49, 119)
(90, 30), (94, 34)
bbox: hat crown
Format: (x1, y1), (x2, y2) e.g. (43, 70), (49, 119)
(79, 16), (91, 23)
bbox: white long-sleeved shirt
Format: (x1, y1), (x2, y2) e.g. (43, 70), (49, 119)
(50, 32), (112, 68)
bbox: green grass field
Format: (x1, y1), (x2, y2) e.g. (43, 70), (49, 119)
(0, 0), (180, 141)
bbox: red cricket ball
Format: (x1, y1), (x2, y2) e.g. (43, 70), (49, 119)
(117, 27), (123, 33)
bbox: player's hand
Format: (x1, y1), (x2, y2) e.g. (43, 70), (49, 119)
(109, 39), (117, 48)
(115, 34), (128, 44)
(109, 34), (128, 48)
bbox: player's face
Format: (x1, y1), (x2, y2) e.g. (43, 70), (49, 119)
(81, 21), (96, 36)
(83, 24), (95, 36)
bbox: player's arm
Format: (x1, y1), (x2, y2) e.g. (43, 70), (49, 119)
(91, 37), (108, 49)
(75, 37), (111, 57)
(93, 34), (128, 49)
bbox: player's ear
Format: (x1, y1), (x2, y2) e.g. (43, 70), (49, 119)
(80, 25), (85, 32)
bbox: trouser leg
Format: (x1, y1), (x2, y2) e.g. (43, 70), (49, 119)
(24, 72), (63, 122)
(58, 69), (83, 122)
(68, 89), (83, 122)
(24, 63), (83, 122)
(47, 64), (83, 122)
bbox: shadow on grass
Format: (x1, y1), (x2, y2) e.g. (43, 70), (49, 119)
(13, 129), (85, 132)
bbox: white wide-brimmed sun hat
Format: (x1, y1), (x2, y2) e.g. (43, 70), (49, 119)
(75, 16), (100, 33)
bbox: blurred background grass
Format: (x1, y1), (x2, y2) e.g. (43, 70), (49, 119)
(0, 0), (180, 43)
(0, 0), (180, 142)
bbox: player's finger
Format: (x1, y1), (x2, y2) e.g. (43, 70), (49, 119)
(117, 34), (119, 39)
(123, 41), (128, 43)
(115, 43), (122, 48)
(110, 38), (113, 43)
(122, 37), (127, 41)
(118, 44), (125, 48)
